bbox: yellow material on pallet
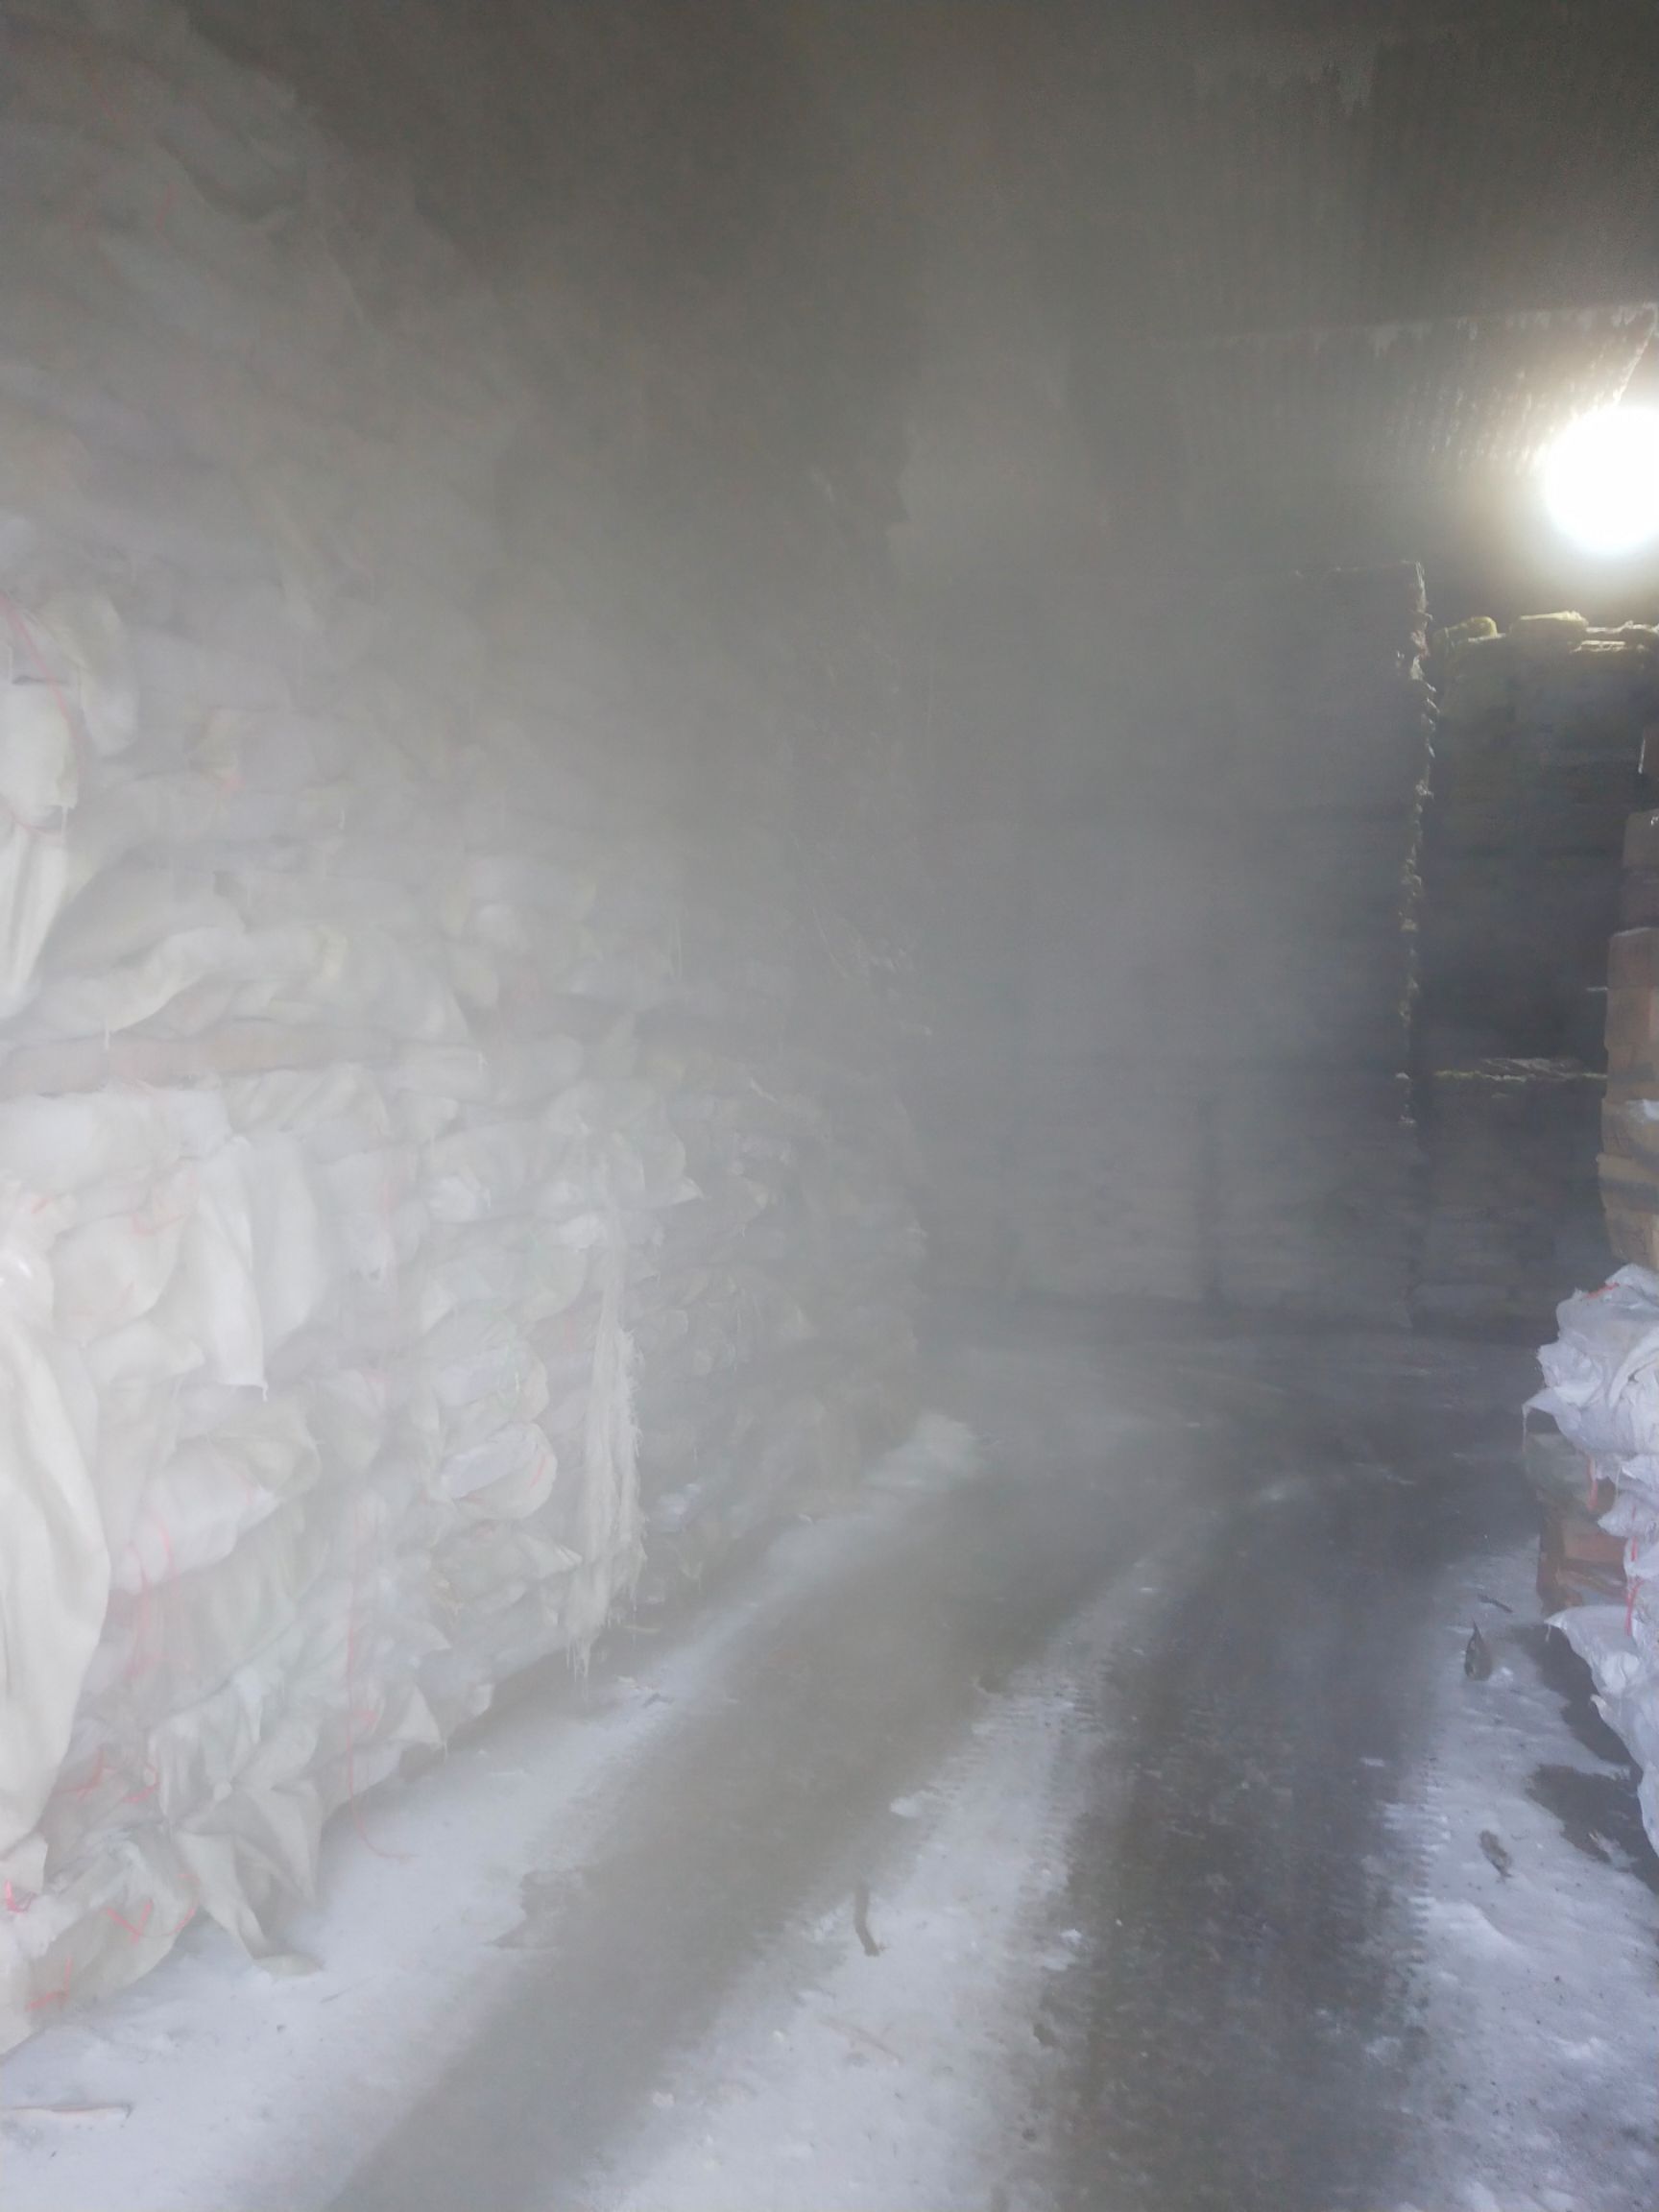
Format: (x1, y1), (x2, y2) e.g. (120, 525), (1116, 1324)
(1431, 615), (1498, 657)
(1509, 610), (1590, 656)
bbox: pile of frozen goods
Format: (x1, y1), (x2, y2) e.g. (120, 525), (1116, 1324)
(0, 4), (919, 2047)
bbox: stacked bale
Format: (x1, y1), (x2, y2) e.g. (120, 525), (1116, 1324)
(0, 5), (918, 2050)
(636, 1027), (921, 1577)
(1011, 1074), (1209, 1303)
(1413, 614), (1647, 1329)
(1596, 806), (1659, 1267)
(1600, 907), (1659, 1272)
(1002, 565), (1430, 1318)
(1419, 613), (1652, 1067)
(1012, 812), (1213, 1303)
(1416, 1062), (1605, 1332)
(912, 810), (1030, 1294)
(1206, 563), (1432, 1324)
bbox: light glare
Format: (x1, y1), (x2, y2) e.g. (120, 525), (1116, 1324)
(1541, 407), (1659, 555)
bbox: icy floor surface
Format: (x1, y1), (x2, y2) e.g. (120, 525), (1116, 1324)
(1394, 1542), (1659, 2212)
(2, 1329), (1654, 2212)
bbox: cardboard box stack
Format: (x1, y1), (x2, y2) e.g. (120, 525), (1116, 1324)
(1413, 614), (1651, 1329)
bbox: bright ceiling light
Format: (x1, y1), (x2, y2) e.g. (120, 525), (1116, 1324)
(1541, 406), (1659, 555)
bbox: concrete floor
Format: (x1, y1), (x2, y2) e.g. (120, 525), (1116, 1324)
(10, 1308), (1656, 2212)
(327, 1308), (1604, 2212)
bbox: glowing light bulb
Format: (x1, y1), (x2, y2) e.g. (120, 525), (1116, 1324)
(1540, 406), (1659, 555)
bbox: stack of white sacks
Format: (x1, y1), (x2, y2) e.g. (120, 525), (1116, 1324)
(0, 6), (918, 2046)
(637, 1030), (921, 1570)
(0, 586), (719, 2042)
(1531, 1269), (1659, 1851)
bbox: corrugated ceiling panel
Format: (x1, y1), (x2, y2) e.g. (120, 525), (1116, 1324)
(1158, 305), (1658, 484)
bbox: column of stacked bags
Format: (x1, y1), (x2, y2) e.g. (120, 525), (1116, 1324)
(0, 2), (922, 2048)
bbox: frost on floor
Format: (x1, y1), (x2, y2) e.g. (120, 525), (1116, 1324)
(1394, 1539), (1659, 2212)
(582, 1662), (1079, 2212)
(0, 1510), (871, 2212)
(576, 1503), (1204, 2212)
